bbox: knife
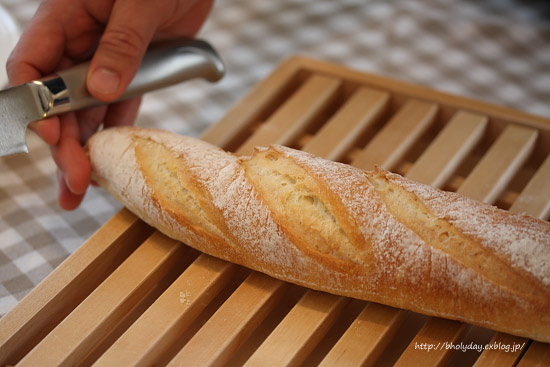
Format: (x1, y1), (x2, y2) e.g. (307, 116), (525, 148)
(0, 38), (225, 156)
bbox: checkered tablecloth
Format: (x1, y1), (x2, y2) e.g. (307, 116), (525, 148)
(1, 0), (549, 316)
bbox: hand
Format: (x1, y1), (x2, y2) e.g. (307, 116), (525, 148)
(7, 0), (213, 210)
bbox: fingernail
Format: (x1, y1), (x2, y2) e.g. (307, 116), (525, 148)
(89, 67), (120, 95)
(58, 169), (78, 194)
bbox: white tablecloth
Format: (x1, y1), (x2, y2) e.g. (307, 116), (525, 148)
(1, 0), (549, 316)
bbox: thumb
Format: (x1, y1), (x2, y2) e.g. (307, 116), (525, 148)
(87, 1), (161, 101)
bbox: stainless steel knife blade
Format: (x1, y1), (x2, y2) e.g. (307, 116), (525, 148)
(0, 83), (46, 155)
(0, 38), (225, 156)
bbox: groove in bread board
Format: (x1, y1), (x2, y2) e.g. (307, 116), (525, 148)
(404, 111), (488, 188)
(350, 99), (439, 171)
(16, 232), (189, 367)
(1, 56), (549, 367)
(243, 290), (348, 367)
(167, 272), (286, 367)
(92, 254), (236, 367)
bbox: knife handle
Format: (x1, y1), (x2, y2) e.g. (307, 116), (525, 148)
(34, 38), (225, 116)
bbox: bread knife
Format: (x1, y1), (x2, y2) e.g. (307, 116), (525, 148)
(0, 38), (225, 156)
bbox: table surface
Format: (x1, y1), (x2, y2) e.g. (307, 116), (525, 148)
(1, 0), (549, 317)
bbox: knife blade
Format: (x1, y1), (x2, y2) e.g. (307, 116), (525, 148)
(0, 38), (225, 156)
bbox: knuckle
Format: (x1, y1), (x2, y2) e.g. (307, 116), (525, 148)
(5, 49), (21, 77)
(99, 25), (147, 60)
(5, 59), (15, 79)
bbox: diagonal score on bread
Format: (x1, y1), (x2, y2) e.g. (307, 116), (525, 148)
(87, 126), (550, 343)
(242, 147), (370, 265)
(366, 170), (546, 298)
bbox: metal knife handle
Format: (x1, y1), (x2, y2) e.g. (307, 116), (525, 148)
(33, 38), (224, 116)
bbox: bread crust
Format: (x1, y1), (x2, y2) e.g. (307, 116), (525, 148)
(87, 126), (550, 342)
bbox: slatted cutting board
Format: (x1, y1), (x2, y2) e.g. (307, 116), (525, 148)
(1, 56), (549, 367)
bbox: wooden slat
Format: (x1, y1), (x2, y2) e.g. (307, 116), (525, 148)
(351, 99), (438, 171)
(93, 254), (235, 367)
(17, 232), (185, 367)
(177, 74), (343, 367)
(304, 97), (408, 366)
(395, 319), (468, 367)
(509, 153), (550, 220)
(406, 111), (488, 187)
(303, 98), (416, 365)
(458, 125), (538, 203)
(401, 124), (539, 367)
(390, 111), (487, 366)
(201, 57), (302, 149)
(469, 147), (546, 366)
(271, 92), (405, 366)
(319, 303), (406, 367)
(455, 125), (542, 366)
(174, 74), (343, 367)
(320, 100), (437, 367)
(167, 272), (285, 367)
(473, 333), (529, 367)
(224, 86), (393, 366)
(0, 209), (152, 367)
(517, 342), (550, 367)
(243, 290), (347, 367)
(302, 87), (389, 161)
(290, 56), (550, 132)
(237, 74), (341, 155)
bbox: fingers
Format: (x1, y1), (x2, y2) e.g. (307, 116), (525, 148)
(51, 114), (91, 201)
(6, 0), (71, 85)
(162, 0), (213, 37)
(7, 0), (94, 145)
(86, 0), (173, 101)
(28, 118), (61, 146)
(8, 0), (213, 211)
(103, 97), (142, 129)
(51, 97), (141, 211)
(53, 138), (91, 197)
(76, 105), (108, 144)
(57, 170), (86, 210)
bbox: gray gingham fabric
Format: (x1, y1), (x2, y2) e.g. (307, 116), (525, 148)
(1, 0), (549, 316)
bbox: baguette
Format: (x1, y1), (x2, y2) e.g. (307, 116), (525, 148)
(86, 126), (550, 342)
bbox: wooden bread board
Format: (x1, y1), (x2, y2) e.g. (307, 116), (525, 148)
(1, 56), (549, 367)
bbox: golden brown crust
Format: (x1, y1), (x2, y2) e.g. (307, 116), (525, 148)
(87, 126), (550, 342)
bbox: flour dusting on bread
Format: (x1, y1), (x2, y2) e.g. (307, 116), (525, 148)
(383, 169), (550, 287)
(87, 126), (550, 343)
